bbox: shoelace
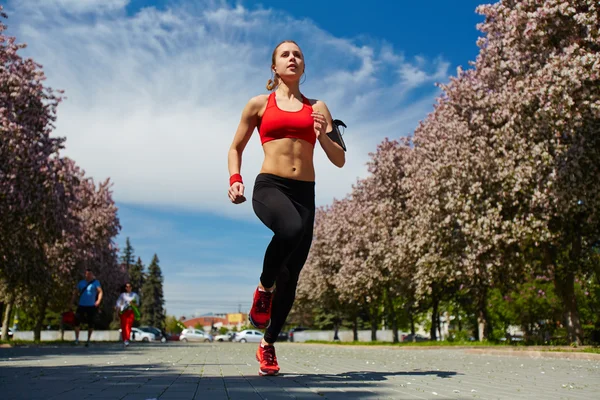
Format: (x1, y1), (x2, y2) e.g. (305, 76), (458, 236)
(262, 345), (277, 365)
(256, 290), (273, 313)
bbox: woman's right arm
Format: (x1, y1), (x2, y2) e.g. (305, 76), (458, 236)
(227, 96), (265, 204)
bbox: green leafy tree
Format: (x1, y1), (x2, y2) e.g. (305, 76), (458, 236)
(164, 315), (184, 334)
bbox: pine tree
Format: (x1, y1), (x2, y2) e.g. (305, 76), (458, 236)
(140, 254), (165, 329)
(120, 237), (135, 271)
(129, 257), (145, 294)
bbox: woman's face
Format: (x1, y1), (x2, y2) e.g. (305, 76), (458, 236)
(125, 284), (132, 292)
(273, 42), (304, 82)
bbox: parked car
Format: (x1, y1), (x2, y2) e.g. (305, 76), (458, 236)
(234, 329), (263, 343)
(165, 332), (181, 341)
(214, 332), (236, 342)
(139, 326), (167, 343)
(179, 328), (213, 342)
(288, 327), (307, 342)
(0, 327), (13, 339)
(277, 331), (288, 342)
(130, 327), (155, 342)
(500, 334), (523, 342)
(401, 333), (429, 342)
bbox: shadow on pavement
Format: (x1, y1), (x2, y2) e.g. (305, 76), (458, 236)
(282, 369), (460, 381)
(0, 343), (163, 361)
(0, 345), (463, 399)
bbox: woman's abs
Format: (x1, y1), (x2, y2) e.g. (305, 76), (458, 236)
(260, 138), (315, 181)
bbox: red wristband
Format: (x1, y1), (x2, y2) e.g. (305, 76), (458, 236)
(229, 173), (243, 186)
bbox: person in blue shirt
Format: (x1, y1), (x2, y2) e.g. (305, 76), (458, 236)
(71, 269), (103, 346)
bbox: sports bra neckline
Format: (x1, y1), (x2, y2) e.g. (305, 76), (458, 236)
(270, 91), (311, 114)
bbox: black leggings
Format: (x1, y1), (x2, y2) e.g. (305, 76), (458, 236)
(252, 173), (315, 343)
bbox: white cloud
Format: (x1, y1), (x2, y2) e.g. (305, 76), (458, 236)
(7, 0), (448, 221)
(16, 0), (131, 16)
(6, 1), (455, 317)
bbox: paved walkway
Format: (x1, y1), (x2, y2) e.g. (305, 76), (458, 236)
(1, 342), (599, 399)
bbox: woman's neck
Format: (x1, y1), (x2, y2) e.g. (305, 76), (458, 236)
(276, 82), (301, 99)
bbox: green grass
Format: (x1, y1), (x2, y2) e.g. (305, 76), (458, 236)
(578, 347), (600, 354)
(1, 339), (67, 346)
(540, 346), (600, 354)
(304, 340), (510, 347)
(302, 339), (600, 352)
(0, 339), (121, 346)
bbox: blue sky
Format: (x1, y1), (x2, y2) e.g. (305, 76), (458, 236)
(7, 0), (484, 317)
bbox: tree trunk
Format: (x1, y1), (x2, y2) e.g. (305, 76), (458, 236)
(477, 288), (489, 341)
(386, 292), (399, 343)
(409, 308), (415, 336)
(430, 294), (439, 341)
(370, 315), (378, 342)
(333, 317), (340, 341)
(33, 293), (50, 342)
(352, 315), (358, 341)
(391, 316), (398, 343)
(554, 266), (583, 345)
(1, 294), (14, 341)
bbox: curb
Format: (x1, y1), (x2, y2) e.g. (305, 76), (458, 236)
(294, 343), (600, 360)
(465, 348), (600, 360)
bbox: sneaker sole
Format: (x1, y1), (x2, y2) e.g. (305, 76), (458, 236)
(258, 368), (280, 376)
(248, 313), (271, 330)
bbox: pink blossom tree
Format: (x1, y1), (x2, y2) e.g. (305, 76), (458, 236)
(463, 0), (599, 343)
(0, 8), (68, 340)
(402, 0), (599, 343)
(0, 8), (124, 340)
(297, 199), (358, 339)
(27, 159), (123, 340)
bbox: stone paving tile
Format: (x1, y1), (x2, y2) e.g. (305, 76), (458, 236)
(1, 342), (599, 399)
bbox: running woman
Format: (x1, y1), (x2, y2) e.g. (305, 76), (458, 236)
(227, 40), (345, 376)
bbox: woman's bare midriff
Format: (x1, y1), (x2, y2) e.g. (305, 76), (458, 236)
(260, 139), (315, 181)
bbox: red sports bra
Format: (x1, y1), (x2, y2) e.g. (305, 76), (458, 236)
(258, 92), (316, 147)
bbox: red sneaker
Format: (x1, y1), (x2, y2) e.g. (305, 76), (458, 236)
(256, 343), (280, 376)
(249, 287), (274, 329)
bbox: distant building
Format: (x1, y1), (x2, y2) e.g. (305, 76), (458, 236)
(181, 313), (248, 331)
(227, 313), (248, 328)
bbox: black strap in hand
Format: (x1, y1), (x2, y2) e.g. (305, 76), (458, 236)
(327, 119), (347, 151)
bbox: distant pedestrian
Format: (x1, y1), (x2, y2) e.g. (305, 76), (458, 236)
(115, 282), (140, 347)
(71, 269), (103, 346)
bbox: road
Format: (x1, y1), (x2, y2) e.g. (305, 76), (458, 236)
(1, 342), (599, 399)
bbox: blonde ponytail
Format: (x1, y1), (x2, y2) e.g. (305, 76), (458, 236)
(266, 74), (279, 91)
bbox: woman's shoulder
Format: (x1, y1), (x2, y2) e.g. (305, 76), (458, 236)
(248, 94), (270, 107)
(241, 94), (269, 116)
(304, 96), (328, 109)
(304, 97), (331, 115)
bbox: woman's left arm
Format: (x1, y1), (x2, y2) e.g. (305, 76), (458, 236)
(312, 100), (345, 168)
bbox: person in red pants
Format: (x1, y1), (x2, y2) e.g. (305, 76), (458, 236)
(115, 282), (139, 347)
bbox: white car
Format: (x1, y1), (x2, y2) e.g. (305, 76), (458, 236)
(0, 327), (13, 339)
(130, 327), (155, 342)
(234, 329), (263, 343)
(214, 332), (236, 342)
(179, 328), (213, 342)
